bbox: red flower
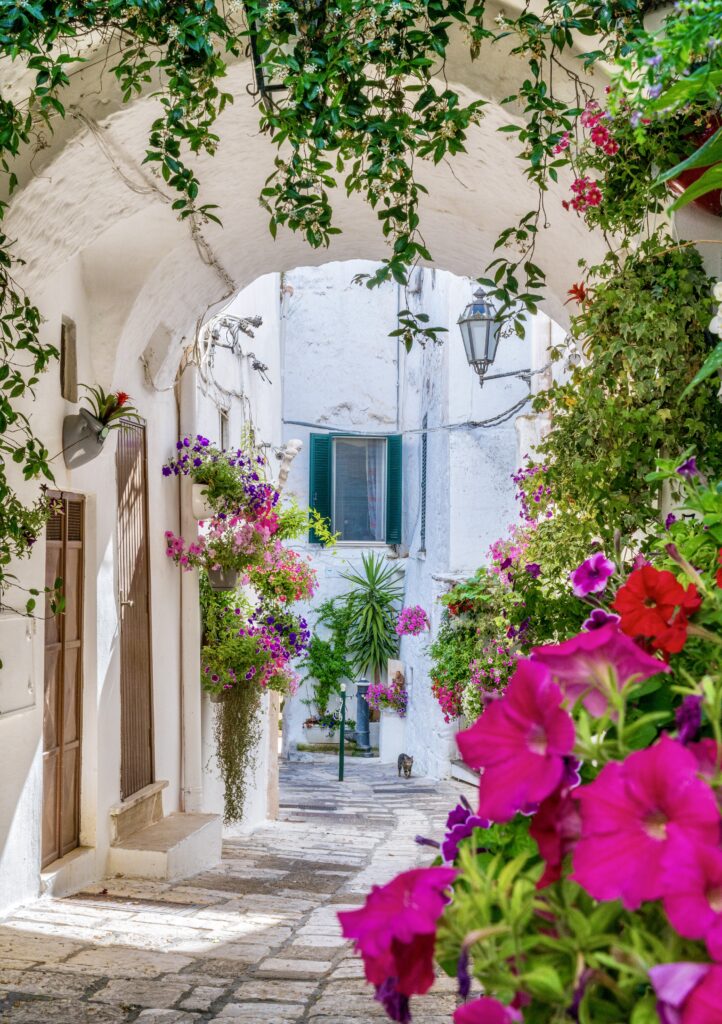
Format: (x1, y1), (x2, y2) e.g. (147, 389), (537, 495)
(612, 565), (701, 655)
(530, 781), (582, 888)
(716, 549), (722, 589)
(115, 391), (130, 407)
(565, 282), (587, 305)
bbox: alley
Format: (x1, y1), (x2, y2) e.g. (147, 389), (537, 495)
(0, 758), (469, 1024)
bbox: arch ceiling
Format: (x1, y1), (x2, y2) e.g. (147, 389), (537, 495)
(3, 32), (717, 385)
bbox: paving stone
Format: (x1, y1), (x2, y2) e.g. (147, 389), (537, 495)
(3, 999), (127, 1023)
(0, 757), (468, 1024)
(255, 958), (332, 978)
(211, 1003), (305, 1022)
(91, 977), (192, 1007)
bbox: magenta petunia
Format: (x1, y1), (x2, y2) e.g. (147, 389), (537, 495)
(650, 962), (722, 1024)
(454, 998), (522, 1024)
(531, 623), (668, 717)
(572, 736), (721, 909)
(529, 778), (582, 888)
(338, 867), (457, 1022)
(570, 552), (615, 597)
(662, 829), (722, 960)
(456, 659), (575, 823)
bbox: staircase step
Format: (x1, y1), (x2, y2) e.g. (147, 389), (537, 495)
(450, 759), (480, 787)
(108, 812), (222, 881)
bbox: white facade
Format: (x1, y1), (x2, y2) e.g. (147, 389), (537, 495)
(0, 253), (283, 917)
(273, 260), (558, 778)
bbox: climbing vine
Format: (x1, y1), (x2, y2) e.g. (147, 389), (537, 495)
(1, 0), (721, 599)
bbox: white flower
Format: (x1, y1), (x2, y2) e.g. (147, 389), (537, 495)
(713, 281), (722, 302)
(710, 315), (722, 337)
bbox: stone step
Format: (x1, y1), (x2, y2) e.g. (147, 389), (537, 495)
(450, 758), (480, 787)
(108, 812), (222, 881)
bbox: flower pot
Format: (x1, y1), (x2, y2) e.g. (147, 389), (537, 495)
(62, 409), (109, 469)
(303, 724), (337, 744)
(191, 483), (216, 520)
(379, 708), (407, 764)
(670, 116), (722, 218)
(208, 566), (240, 591)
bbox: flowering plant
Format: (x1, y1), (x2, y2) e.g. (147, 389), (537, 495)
(343, 462), (722, 1023)
(164, 513), (265, 575)
(162, 434), (279, 519)
(246, 541), (318, 604)
(79, 383), (141, 429)
(365, 671), (408, 717)
(396, 605), (430, 636)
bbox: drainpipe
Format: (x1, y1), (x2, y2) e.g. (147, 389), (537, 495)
(178, 362), (204, 813)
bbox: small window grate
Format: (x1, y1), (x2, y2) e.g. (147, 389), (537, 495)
(47, 509), (63, 542)
(67, 501), (83, 542)
(420, 414), (428, 553)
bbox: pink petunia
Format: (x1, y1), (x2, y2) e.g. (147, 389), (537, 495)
(338, 867), (456, 1023)
(531, 623), (669, 717)
(650, 962), (722, 1024)
(456, 659), (575, 822)
(572, 736), (721, 909)
(454, 998), (522, 1024)
(662, 829), (722, 960)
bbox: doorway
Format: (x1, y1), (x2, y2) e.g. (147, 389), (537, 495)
(116, 422), (155, 800)
(42, 493), (85, 868)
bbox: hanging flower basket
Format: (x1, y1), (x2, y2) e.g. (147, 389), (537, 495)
(191, 483), (216, 520)
(207, 566), (240, 591)
(62, 409), (109, 469)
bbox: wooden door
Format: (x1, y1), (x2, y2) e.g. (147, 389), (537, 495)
(116, 422), (155, 800)
(43, 494), (84, 868)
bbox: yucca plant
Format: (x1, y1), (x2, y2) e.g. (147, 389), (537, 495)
(341, 552), (403, 683)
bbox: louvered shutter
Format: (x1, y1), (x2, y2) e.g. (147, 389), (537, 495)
(309, 433), (332, 543)
(385, 434), (403, 545)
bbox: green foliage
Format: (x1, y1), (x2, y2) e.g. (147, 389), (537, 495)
(214, 680), (263, 825)
(340, 552), (403, 682)
(301, 598), (354, 715)
(534, 240), (722, 536)
(79, 383), (141, 429)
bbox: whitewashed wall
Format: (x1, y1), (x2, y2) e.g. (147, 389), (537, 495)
(275, 260), (540, 778)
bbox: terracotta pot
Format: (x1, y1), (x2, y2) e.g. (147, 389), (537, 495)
(191, 482), (216, 520)
(207, 566), (240, 591)
(62, 409), (109, 469)
(670, 116), (722, 218)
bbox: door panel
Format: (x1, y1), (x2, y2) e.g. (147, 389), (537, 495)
(42, 494), (84, 868)
(116, 423), (154, 800)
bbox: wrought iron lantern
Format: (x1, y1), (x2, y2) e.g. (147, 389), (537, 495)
(457, 288), (502, 387)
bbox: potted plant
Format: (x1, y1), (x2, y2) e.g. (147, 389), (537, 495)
(365, 669), (408, 764)
(340, 552), (403, 684)
(163, 435), (281, 521)
(62, 385), (140, 469)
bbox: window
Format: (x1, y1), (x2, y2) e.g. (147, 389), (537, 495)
(309, 433), (402, 544)
(60, 317), (78, 403)
(219, 409), (230, 450)
(333, 437), (386, 542)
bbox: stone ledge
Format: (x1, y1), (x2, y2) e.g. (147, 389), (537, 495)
(108, 780), (169, 844)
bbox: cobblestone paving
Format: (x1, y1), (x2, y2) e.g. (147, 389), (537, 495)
(0, 756), (474, 1023)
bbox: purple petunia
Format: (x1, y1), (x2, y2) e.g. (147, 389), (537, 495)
(570, 552), (616, 598)
(582, 608), (620, 631)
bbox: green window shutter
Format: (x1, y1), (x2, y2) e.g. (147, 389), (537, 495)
(385, 434), (403, 545)
(309, 433), (332, 543)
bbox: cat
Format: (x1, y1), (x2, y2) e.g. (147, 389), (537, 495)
(397, 753), (414, 778)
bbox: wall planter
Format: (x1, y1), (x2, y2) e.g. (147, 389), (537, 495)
(62, 409), (109, 469)
(379, 708), (407, 764)
(191, 483), (216, 520)
(303, 724), (338, 744)
(671, 116), (722, 218)
(207, 567), (240, 591)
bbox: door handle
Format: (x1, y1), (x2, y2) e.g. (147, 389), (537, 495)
(121, 599), (134, 608)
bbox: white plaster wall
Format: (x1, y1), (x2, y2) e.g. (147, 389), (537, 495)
(275, 260), (538, 778)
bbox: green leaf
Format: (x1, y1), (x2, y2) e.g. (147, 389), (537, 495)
(669, 164), (722, 211)
(680, 338), (722, 398)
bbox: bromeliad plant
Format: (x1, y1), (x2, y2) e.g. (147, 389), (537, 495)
(79, 384), (141, 430)
(339, 461), (722, 1024)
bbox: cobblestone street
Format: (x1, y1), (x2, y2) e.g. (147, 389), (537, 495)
(0, 757), (471, 1023)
